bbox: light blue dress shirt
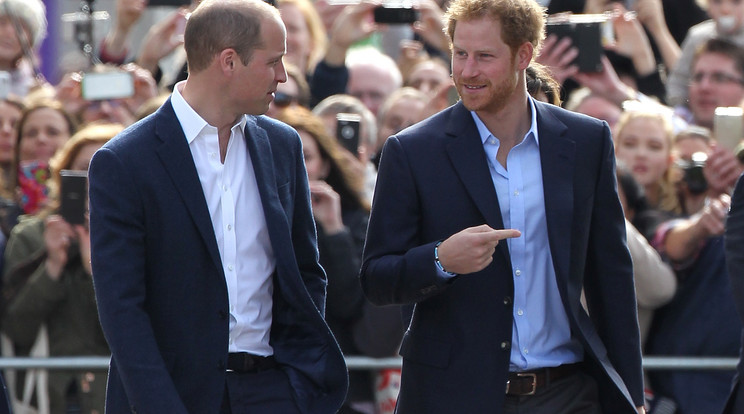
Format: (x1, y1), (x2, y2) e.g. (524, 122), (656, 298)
(471, 99), (583, 371)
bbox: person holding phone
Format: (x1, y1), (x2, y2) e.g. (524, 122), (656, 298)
(360, 0), (645, 412)
(87, 1), (347, 413)
(1, 123), (123, 414)
(275, 106), (386, 412)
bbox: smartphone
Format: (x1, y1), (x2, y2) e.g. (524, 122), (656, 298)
(713, 107), (744, 152)
(336, 113), (362, 155)
(545, 15), (606, 73)
(373, 6), (419, 24)
(0, 71), (9, 99)
(81, 71), (134, 101)
(60, 170), (88, 225)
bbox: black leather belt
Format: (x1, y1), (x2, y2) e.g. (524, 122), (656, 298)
(227, 352), (277, 373)
(505, 363), (582, 396)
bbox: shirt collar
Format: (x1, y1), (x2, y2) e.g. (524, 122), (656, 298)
(471, 97), (540, 147)
(171, 81), (248, 144)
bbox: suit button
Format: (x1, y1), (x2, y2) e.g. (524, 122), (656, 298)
(500, 341), (511, 351)
(218, 310), (227, 320)
(503, 296), (512, 306)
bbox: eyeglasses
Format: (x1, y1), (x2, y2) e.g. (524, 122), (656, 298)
(273, 92), (297, 108)
(690, 71), (744, 86)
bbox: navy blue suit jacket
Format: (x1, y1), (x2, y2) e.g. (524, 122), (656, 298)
(724, 174), (744, 414)
(361, 100), (644, 413)
(88, 99), (348, 414)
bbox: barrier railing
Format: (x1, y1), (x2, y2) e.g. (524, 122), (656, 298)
(0, 356), (738, 371)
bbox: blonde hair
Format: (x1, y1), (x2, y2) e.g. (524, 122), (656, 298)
(277, 0), (327, 73)
(614, 109), (681, 215)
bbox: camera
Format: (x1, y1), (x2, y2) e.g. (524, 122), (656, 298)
(373, 6), (419, 24)
(60, 170), (89, 225)
(713, 107), (744, 152)
(81, 71), (134, 101)
(545, 14), (612, 73)
(336, 113), (361, 155)
(677, 152), (708, 195)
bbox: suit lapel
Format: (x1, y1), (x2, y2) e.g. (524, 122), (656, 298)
(445, 103), (510, 263)
(242, 119), (291, 270)
(154, 100), (223, 274)
(535, 102), (575, 289)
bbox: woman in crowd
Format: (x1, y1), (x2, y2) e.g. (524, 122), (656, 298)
(11, 100), (76, 216)
(277, 0), (327, 78)
(0, 98), (23, 237)
(275, 106), (375, 413)
(0, 0), (47, 98)
(613, 106), (681, 238)
(265, 63), (311, 119)
(1, 123), (123, 414)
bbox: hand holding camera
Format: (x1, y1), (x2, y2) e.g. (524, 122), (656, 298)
(704, 145), (744, 195)
(695, 193), (731, 238)
(43, 215), (77, 281)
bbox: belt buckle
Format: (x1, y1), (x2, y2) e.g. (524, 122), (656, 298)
(517, 372), (537, 395)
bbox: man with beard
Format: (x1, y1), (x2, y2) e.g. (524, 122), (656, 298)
(359, 0), (645, 412)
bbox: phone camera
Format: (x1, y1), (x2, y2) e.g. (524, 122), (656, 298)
(340, 125), (356, 140)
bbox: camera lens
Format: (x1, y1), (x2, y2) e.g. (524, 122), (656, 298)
(341, 125), (355, 140)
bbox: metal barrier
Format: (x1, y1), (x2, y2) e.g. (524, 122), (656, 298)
(0, 356), (738, 371)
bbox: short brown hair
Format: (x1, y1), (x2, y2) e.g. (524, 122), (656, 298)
(692, 38), (744, 79)
(444, 0), (545, 58)
(184, 0), (281, 73)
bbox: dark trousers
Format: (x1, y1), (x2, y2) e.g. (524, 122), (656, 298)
(504, 370), (602, 414)
(219, 368), (301, 414)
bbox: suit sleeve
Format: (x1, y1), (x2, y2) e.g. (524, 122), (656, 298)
(89, 147), (189, 414)
(726, 174), (744, 322)
(361, 136), (455, 306)
(582, 124), (645, 407)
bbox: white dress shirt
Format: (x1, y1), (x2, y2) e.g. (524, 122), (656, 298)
(171, 82), (275, 356)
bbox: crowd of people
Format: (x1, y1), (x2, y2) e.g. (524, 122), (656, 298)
(0, 0), (743, 412)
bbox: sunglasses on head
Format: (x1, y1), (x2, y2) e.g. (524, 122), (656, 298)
(273, 92), (298, 108)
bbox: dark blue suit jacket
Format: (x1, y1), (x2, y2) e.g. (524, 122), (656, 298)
(88, 99), (348, 414)
(361, 100), (644, 413)
(724, 174), (744, 414)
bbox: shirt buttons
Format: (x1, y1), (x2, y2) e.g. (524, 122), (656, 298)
(513, 190), (519, 196)
(517, 309), (524, 316)
(227, 224), (232, 231)
(228, 265), (234, 271)
(515, 269), (521, 276)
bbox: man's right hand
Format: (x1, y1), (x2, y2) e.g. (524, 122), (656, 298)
(437, 225), (521, 275)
